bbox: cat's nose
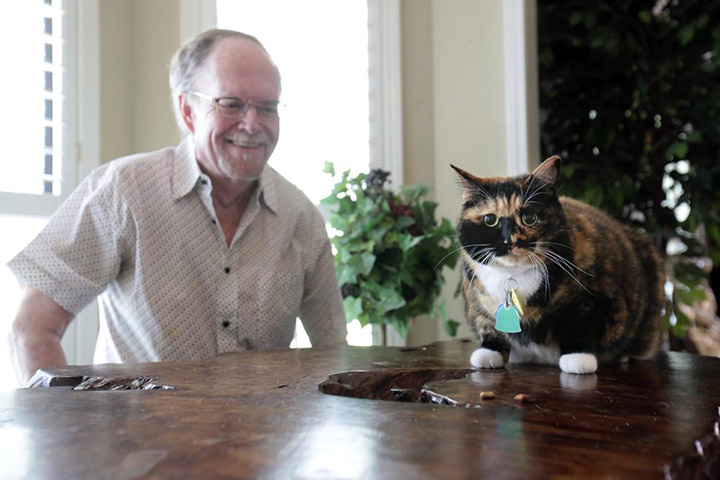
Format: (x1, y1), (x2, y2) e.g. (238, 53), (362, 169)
(503, 238), (515, 249)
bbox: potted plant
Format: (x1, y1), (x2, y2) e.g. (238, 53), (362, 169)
(321, 163), (460, 342)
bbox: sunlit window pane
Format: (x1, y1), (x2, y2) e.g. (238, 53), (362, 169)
(0, 1), (63, 196)
(216, 0), (370, 204)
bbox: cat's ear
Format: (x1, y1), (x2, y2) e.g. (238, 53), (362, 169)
(528, 155), (561, 188)
(451, 164), (486, 202)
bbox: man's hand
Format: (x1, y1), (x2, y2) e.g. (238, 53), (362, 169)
(10, 287), (74, 386)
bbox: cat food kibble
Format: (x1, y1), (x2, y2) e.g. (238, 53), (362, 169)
(479, 391), (496, 399)
(513, 394), (530, 403)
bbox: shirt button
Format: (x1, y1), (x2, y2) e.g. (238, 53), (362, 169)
(224, 267), (230, 274)
(222, 321), (230, 328)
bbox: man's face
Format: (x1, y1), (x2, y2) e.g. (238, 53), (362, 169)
(182, 38), (281, 183)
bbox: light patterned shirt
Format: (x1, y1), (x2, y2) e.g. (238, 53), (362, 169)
(8, 137), (346, 363)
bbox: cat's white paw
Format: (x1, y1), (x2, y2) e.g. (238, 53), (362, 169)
(470, 348), (505, 369)
(559, 353), (597, 374)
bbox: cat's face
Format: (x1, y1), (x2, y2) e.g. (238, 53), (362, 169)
(452, 156), (564, 269)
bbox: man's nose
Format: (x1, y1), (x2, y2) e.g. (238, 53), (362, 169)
(235, 106), (261, 134)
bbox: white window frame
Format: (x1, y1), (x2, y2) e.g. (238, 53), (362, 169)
(66, 0), (101, 365)
(503, 0), (539, 174)
(1, 0), (101, 367)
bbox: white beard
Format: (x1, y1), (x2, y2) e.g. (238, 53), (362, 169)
(217, 150), (263, 181)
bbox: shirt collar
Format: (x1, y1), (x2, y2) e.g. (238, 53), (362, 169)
(172, 135), (279, 215)
(258, 165), (279, 215)
(172, 136), (201, 200)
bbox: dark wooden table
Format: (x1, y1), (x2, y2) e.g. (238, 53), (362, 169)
(1, 339), (719, 479)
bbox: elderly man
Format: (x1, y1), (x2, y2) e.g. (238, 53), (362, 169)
(8, 29), (347, 384)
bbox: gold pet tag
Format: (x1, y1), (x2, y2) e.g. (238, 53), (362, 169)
(510, 288), (524, 316)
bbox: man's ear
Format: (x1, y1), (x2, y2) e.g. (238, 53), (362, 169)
(178, 93), (195, 134)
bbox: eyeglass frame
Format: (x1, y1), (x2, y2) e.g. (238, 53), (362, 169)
(191, 91), (283, 120)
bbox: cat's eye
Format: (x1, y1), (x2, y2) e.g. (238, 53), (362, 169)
(522, 213), (538, 226)
(483, 214), (499, 227)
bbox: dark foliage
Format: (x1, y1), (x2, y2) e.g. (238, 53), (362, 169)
(538, 0), (720, 338)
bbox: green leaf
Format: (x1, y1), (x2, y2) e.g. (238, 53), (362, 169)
(569, 12), (584, 27)
(343, 296), (363, 323)
(398, 233), (424, 252)
(349, 251), (376, 276)
(390, 318), (410, 339)
(678, 25), (694, 45)
(437, 302), (459, 337)
(394, 215), (416, 231)
(667, 142), (688, 160)
(323, 161), (335, 176)
(685, 130), (702, 143)
(337, 264), (358, 286)
(444, 319), (460, 337)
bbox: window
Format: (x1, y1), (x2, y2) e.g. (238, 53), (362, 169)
(0, 0), (94, 388)
(0, 1), (66, 198)
(216, 0), (389, 346)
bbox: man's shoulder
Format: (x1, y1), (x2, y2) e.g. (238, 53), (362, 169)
(88, 144), (180, 189)
(108, 144), (178, 174)
(264, 167), (313, 204)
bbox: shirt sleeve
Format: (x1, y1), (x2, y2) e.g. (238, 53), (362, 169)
(298, 208), (347, 347)
(6, 166), (129, 315)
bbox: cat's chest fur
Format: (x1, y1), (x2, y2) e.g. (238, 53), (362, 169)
(470, 261), (543, 307)
(469, 261), (560, 364)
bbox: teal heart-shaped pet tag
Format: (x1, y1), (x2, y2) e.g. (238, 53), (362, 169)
(494, 304), (521, 333)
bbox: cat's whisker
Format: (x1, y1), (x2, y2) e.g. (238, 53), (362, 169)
(478, 247), (496, 266)
(527, 251), (550, 300)
(540, 248), (594, 278)
(537, 248), (593, 294)
(534, 240), (574, 252)
(474, 247), (495, 266)
(433, 246), (467, 271)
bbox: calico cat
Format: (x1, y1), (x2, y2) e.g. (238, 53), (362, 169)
(452, 156), (664, 374)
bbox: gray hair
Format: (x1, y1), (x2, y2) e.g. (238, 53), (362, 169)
(168, 29), (280, 133)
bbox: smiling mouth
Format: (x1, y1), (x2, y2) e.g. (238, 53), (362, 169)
(226, 138), (260, 148)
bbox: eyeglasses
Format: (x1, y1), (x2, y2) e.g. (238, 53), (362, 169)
(191, 91), (282, 120)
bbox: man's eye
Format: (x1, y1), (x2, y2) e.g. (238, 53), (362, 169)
(483, 214), (499, 227)
(258, 105), (278, 116)
(224, 101), (245, 110)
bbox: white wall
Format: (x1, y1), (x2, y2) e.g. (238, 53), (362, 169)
(99, 0), (181, 164)
(403, 0), (509, 344)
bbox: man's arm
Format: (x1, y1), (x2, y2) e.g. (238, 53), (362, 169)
(10, 286), (75, 385)
(299, 239), (348, 347)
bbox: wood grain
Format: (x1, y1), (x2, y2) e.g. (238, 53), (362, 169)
(1, 339), (718, 478)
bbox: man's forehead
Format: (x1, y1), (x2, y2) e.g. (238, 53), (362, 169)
(197, 37), (280, 96)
